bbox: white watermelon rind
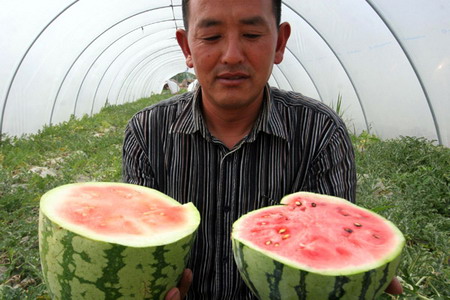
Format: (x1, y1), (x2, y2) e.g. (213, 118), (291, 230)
(40, 182), (201, 248)
(232, 192), (405, 276)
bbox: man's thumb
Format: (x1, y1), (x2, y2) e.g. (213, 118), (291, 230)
(166, 288), (181, 300)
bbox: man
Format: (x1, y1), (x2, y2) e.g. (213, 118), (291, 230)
(123, 0), (402, 299)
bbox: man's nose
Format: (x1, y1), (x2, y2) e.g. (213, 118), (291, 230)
(221, 35), (245, 65)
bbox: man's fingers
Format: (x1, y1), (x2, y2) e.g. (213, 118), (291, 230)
(165, 269), (193, 300)
(164, 269), (193, 300)
(165, 288), (181, 300)
(385, 277), (403, 295)
(178, 269), (193, 298)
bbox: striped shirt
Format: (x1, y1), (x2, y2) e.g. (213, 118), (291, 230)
(122, 85), (356, 299)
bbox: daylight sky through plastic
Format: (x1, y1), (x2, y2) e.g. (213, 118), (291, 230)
(0, 0), (449, 146)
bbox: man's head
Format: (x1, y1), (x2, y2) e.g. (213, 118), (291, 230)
(182, 0), (282, 31)
(176, 0), (290, 112)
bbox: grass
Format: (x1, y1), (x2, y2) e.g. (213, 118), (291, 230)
(353, 132), (449, 300)
(0, 92), (449, 299)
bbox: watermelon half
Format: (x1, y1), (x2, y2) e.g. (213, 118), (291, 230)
(39, 182), (200, 300)
(231, 192), (405, 300)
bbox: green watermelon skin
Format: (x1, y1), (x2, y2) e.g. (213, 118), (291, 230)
(39, 211), (195, 300)
(232, 238), (401, 300)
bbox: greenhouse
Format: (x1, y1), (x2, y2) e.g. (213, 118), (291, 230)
(1, 0), (449, 146)
(0, 0), (449, 299)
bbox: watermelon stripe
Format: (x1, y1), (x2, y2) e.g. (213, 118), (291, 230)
(294, 270), (308, 300)
(329, 276), (351, 299)
(60, 230), (76, 299)
(149, 246), (172, 297)
(373, 262), (391, 297)
(96, 245), (127, 298)
(358, 270), (373, 300)
(53, 221), (125, 299)
(41, 215), (70, 299)
(266, 261), (284, 299)
(233, 242), (261, 299)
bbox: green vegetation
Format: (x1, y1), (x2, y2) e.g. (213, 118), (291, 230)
(171, 72), (196, 83)
(352, 132), (449, 300)
(329, 93), (345, 120)
(1, 93), (449, 299)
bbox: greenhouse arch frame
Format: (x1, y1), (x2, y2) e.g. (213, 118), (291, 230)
(0, 0), (449, 146)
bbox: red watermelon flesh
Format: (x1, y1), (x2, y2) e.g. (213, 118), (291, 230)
(57, 185), (187, 236)
(43, 182), (199, 247)
(234, 192), (403, 273)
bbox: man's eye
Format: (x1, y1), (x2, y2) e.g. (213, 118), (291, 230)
(203, 35), (221, 41)
(244, 34), (261, 39)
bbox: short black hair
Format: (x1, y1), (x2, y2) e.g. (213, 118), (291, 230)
(181, 0), (282, 31)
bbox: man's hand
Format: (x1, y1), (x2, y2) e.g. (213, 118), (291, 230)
(165, 269), (193, 300)
(385, 277), (403, 295)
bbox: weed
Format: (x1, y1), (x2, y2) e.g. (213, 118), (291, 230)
(355, 135), (449, 299)
(0, 93), (449, 299)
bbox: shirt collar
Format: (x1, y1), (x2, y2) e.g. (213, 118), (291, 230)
(169, 86), (209, 138)
(170, 85), (289, 142)
(250, 85), (289, 142)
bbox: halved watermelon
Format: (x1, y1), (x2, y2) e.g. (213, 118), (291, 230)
(39, 182), (200, 300)
(232, 192), (405, 300)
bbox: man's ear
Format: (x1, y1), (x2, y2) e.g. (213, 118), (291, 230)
(176, 29), (194, 68)
(274, 22), (291, 64)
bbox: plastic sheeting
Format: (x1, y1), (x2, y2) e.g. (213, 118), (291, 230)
(166, 79), (180, 94)
(1, 0), (449, 146)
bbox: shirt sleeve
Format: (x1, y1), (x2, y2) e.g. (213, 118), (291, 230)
(305, 125), (357, 203)
(122, 114), (157, 189)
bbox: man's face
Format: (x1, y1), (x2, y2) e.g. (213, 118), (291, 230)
(177, 0), (289, 111)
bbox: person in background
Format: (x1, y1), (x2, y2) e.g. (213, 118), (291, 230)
(122, 0), (403, 298)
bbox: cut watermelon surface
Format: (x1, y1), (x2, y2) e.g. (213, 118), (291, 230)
(232, 192), (405, 300)
(39, 182), (200, 300)
(41, 182), (198, 247)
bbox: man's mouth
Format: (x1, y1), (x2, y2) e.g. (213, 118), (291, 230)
(217, 72), (250, 84)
